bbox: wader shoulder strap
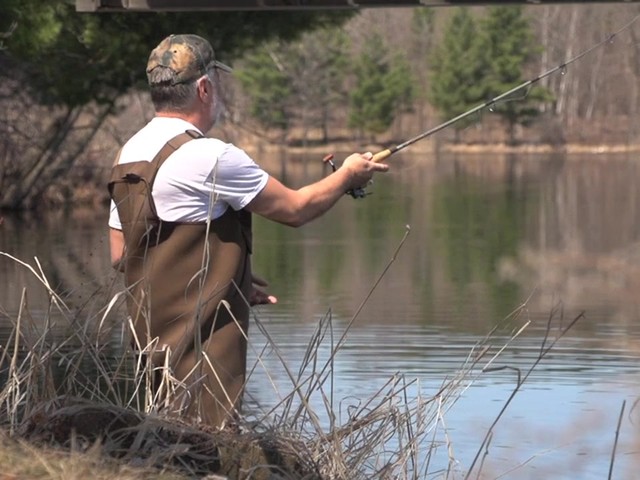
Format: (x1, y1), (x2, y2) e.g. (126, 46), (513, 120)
(108, 129), (203, 204)
(108, 129), (204, 258)
(146, 129), (203, 188)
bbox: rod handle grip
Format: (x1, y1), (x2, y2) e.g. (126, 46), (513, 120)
(371, 149), (392, 163)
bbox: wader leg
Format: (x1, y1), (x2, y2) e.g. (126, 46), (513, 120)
(171, 319), (248, 428)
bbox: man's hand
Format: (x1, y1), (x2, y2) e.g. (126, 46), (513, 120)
(250, 274), (278, 306)
(246, 150), (389, 228)
(341, 151), (389, 192)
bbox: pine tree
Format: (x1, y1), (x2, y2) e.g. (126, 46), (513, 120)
(348, 33), (414, 139)
(411, 8), (436, 130)
(236, 26), (350, 141)
(479, 5), (552, 143)
(428, 8), (488, 138)
(236, 44), (293, 133)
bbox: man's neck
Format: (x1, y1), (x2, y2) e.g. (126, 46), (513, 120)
(156, 111), (207, 133)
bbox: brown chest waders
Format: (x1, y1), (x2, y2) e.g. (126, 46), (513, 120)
(108, 131), (252, 428)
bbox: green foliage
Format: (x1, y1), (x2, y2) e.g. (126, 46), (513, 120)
(410, 7), (436, 94)
(348, 33), (415, 136)
(0, 0), (353, 108)
(428, 6), (552, 141)
(0, 0), (353, 210)
(236, 44), (293, 131)
(428, 8), (487, 130)
(236, 25), (351, 136)
(481, 6), (536, 88)
(0, 1), (63, 51)
(411, 7), (435, 36)
(479, 6), (552, 139)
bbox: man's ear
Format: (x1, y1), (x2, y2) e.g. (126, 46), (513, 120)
(196, 76), (209, 100)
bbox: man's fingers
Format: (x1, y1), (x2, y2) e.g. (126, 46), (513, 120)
(252, 292), (278, 305)
(372, 162), (389, 172)
(361, 153), (388, 172)
(252, 274), (269, 287)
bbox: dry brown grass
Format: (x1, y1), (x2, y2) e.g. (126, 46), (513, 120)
(0, 429), (186, 480)
(0, 238), (588, 479)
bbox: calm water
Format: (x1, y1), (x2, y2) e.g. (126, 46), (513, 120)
(1, 151), (640, 479)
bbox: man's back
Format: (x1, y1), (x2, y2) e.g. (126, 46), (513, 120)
(110, 116), (268, 227)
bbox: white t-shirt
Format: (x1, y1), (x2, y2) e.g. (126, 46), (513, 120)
(109, 117), (269, 230)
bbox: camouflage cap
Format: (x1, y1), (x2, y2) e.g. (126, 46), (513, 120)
(146, 34), (232, 86)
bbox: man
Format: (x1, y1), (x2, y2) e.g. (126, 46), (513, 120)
(108, 34), (388, 428)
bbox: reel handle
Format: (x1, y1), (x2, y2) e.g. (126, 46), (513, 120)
(322, 153), (368, 199)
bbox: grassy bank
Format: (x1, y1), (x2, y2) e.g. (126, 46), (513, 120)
(0, 247), (586, 479)
(0, 431), (187, 480)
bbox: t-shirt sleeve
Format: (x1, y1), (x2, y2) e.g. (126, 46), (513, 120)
(213, 144), (269, 211)
(108, 199), (123, 230)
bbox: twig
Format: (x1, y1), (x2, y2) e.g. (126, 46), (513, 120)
(464, 308), (585, 479)
(608, 400), (626, 480)
(0, 253), (71, 314)
(493, 444), (570, 479)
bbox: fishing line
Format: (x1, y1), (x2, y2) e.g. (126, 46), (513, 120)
(369, 13), (640, 164)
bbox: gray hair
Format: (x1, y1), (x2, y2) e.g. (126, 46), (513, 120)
(148, 66), (200, 113)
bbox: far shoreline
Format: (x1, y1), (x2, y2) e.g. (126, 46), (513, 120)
(239, 139), (640, 159)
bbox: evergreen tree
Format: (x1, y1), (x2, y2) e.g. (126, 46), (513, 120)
(236, 44), (292, 133)
(411, 8), (436, 129)
(348, 33), (414, 138)
(411, 8), (436, 41)
(236, 25), (350, 141)
(428, 8), (488, 137)
(479, 5), (552, 143)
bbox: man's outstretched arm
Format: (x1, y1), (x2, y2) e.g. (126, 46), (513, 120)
(246, 152), (388, 227)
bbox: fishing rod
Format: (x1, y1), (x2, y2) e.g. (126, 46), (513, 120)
(326, 13), (640, 198)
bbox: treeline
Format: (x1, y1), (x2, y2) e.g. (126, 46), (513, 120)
(232, 4), (640, 148)
(1, 3), (640, 211)
(234, 6), (548, 145)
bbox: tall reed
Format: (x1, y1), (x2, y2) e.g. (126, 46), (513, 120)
(0, 249), (583, 479)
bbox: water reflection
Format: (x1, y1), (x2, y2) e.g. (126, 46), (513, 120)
(1, 151), (640, 478)
(244, 317), (640, 479)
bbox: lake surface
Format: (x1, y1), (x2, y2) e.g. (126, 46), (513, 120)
(1, 151), (640, 479)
